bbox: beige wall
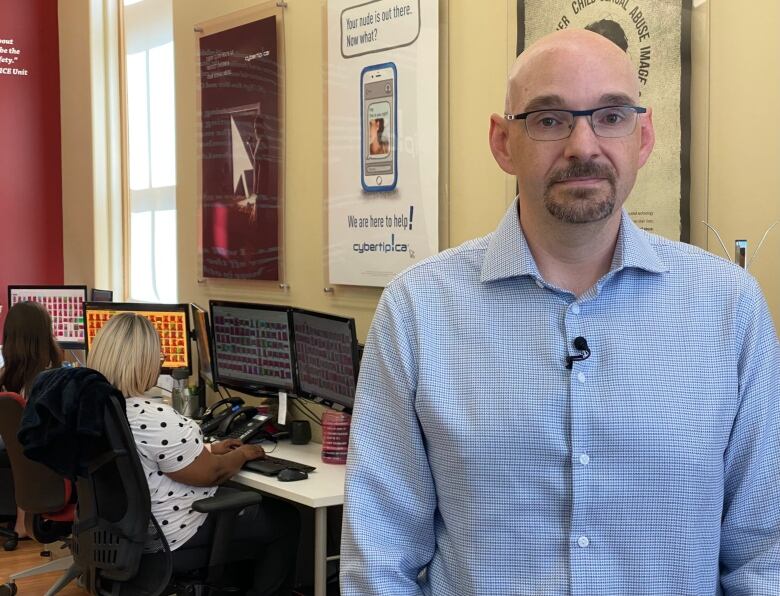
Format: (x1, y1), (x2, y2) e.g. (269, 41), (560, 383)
(447, 1), (514, 246)
(60, 0), (780, 347)
(59, 0), (124, 295)
(706, 0), (780, 323)
(59, 0), (96, 288)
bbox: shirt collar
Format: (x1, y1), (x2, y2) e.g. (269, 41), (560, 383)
(611, 209), (669, 275)
(480, 198), (669, 284)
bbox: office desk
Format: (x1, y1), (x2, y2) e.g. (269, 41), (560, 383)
(233, 441), (345, 596)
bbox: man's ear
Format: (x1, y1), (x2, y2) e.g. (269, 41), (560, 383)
(489, 114), (516, 175)
(637, 107), (655, 168)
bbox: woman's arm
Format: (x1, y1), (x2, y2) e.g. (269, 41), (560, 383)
(166, 444), (265, 486)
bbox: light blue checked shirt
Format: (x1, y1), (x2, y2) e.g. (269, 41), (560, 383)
(341, 199), (780, 596)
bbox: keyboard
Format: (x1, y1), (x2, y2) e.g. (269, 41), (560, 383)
(243, 455), (316, 476)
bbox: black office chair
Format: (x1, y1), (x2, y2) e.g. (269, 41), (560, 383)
(72, 389), (263, 595)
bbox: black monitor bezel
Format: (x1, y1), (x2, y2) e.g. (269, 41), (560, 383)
(291, 307), (359, 411)
(90, 288), (113, 302)
(7, 284), (88, 350)
(209, 300), (298, 397)
(84, 301), (192, 375)
(190, 303), (216, 386)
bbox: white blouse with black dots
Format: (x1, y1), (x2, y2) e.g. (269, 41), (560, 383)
(126, 396), (217, 550)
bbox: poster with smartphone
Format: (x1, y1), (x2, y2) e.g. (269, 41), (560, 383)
(327, 0), (438, 287)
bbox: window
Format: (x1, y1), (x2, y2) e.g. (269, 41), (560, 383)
(122, 0), (176, 302)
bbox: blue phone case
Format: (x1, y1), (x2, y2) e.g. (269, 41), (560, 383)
(360, 62), (398, 193)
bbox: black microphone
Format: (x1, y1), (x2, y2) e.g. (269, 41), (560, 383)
(565, 336), (591, 369)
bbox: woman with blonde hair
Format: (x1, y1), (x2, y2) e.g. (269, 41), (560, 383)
(87, 312), (300, 595)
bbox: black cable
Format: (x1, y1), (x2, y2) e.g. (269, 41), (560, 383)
(296, 400), (320, 423)
(292, 397), (323, 427)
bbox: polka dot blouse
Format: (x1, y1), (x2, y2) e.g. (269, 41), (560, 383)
(126, 397), (217, 550)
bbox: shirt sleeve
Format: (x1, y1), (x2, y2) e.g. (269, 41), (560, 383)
(340, 286), (436, 596)
(720, 278), (780, 594)
(133, 403), (205, 474)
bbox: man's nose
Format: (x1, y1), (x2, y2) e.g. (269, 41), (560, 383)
(562, 116), (601, 161)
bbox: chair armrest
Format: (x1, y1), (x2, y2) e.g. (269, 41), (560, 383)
(194, 490), (264, 578)
(191, 491), (262, 514)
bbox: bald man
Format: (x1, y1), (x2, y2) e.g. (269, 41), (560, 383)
(341, 30), (780, 595)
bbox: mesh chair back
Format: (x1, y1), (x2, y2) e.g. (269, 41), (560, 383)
(72, 396), (172, 594)
(0, 393), (68, 514)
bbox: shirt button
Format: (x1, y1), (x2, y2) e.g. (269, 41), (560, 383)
(571, 303), (581, 315)
(579, 454), (590, 465)
(577, 372), (586, 384)
(535, 279), (544, 289)
(578, 535), (590, 548)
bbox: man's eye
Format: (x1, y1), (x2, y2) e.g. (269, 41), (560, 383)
(533, 114), (563, 128)
(598, 110), (626, 125)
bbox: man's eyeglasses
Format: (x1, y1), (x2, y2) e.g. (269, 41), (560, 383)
(504, 105), (646, 141)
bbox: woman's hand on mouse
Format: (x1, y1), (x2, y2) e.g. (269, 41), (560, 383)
(237, 443), (265, 461)
(210, 439), (242, 455)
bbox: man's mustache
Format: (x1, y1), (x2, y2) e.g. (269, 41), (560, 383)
(546, 161), (616, 188)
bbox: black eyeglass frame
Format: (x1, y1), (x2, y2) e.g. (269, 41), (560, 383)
(504, 105), (647, 140)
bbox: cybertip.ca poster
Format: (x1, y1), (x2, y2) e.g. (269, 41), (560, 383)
(327, 0), (439, 287)
(199, 14), (282, 281)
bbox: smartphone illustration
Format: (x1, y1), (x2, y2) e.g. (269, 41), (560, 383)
(361, 62), (397, 192)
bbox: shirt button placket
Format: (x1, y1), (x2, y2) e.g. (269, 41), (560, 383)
(568, 299), (592, 589)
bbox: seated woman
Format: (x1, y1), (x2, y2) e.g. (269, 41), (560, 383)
(86, 312), (300, 596)
(0, 301), (63, 540)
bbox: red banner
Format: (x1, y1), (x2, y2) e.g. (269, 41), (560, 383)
(0, 0), (64, 328)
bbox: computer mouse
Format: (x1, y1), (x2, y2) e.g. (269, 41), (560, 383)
(277, 468), (308, 482)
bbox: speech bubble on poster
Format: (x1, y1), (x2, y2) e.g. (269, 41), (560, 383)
(341, 0), (421, 58)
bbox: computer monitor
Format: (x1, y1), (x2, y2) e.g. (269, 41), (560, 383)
(84, 302), (192, 374)
(190, 303), (215, 385)
(7, 285), (88, 350)
(292, 308), (359, 410)
(90, 288), (113, 302)
(209, 300), (296, 396)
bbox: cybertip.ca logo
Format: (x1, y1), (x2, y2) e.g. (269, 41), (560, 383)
(245, 49), (270, 62)
(353, 234), (408, 255)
